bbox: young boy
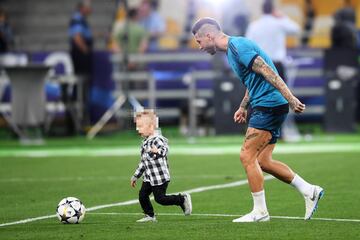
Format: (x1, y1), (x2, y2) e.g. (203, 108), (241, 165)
(131, 109), (192, 222)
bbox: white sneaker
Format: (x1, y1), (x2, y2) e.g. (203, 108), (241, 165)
(181, 193), (192, 216)
(136, 215), (157, 223)
(232, 210), (270, 223)
(304, 185), (324, 220)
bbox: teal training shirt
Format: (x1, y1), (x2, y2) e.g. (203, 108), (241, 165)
(226, 36), (288, 107)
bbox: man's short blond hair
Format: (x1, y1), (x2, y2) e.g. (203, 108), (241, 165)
(192, 17), (222, 36)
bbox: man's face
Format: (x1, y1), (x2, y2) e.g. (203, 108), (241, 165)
(81, 6), (92, 16)
(138, 1), (151, 18)
(194, 33), (217, 55)
(135, 117), (154, 137)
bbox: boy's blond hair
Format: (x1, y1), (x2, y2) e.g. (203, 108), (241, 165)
(134, 109), (159, 128)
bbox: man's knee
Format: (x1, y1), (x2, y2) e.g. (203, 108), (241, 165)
(258, 160), (269, 172)
(240, 151), (254, 168)
(258, 158), (272, 172)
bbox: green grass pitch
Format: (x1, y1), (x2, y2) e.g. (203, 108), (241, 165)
(0, 132), (360, 239)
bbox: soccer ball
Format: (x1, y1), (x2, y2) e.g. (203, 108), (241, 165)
(56, 197), (86, 224)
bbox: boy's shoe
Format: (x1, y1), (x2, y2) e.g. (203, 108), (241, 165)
(304, 185), (324, 220)
(180, 193), (192, 216)
(136, 215), (157, 223)
(232, 210), (270, 223)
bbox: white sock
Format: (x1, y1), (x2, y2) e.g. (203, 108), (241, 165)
(290, 174), (313, 196)
(251, 190), (268, 214)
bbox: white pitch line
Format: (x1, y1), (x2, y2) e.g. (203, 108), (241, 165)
(1, 143), (360, 158)
(86, 175), (274, 212)
(0, 215), (57, 227)
(88, 212), (360, 223)
(0, 176), (273, 227)
(0, 175), (239, 183)
(2, 174), (355, 227)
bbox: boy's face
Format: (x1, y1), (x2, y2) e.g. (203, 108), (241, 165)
(135, 116), (155, 137)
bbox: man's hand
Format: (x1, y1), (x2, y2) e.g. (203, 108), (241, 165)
(289, 97), (306, 113)
(234, 107), (247, 123)
(130, 176), (137, 188)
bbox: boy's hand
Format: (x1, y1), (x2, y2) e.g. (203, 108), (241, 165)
(148, 146), (159, 158)
(150, 146), (158, 153)
(130, 176), (137, 188)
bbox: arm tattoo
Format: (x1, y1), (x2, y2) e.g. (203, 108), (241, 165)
(252, 56), (295, 105)
(239, 89), (249, 109)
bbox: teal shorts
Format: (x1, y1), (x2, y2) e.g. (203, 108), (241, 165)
(248, 104), (289, 144)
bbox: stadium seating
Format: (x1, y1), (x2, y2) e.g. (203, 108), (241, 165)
(158, 18), (182, 49)
(312, 0), (344, 16)
(1, 0), (117, 51)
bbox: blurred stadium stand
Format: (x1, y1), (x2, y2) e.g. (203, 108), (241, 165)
(0, 0), (359, 137)
(1, 0), (117, 51)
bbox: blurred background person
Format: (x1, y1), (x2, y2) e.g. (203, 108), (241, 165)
(330, 0), (359, 124)
(221, 0), (249, 37)
(245, 0), (301, 142)
(331, 0), (357, 49)
(0, 8), (14, 53)
(301, 0), (315, 46)
(138, 0), (165, 51)
(246, 0), (300, 82)
(68, 1), (93, 133)
(112, 8), (149, 70)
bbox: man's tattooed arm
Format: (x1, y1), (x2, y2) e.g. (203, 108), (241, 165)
(251, 56), (305, 113)
(234, 89), (249, 123)
(239, 89), (250, 109)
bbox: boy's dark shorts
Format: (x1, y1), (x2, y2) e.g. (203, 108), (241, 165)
(248, 103), (289, 144)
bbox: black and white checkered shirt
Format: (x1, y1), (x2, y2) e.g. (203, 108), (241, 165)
(133, 133), (170, 186)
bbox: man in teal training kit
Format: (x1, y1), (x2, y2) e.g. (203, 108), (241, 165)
(192, 17), (324, 222)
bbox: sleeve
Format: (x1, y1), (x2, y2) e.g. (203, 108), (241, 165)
(69, 24), (84, 37)
(280, 17), (300, 35)
(231, 39), (259, 70)
(150, 137), (168, 157)
(133, 160), (146, 179)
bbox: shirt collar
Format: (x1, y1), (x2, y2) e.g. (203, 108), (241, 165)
(143, 129), (161, 142)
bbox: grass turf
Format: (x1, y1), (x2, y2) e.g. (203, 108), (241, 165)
(1, 147), (360, 239)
